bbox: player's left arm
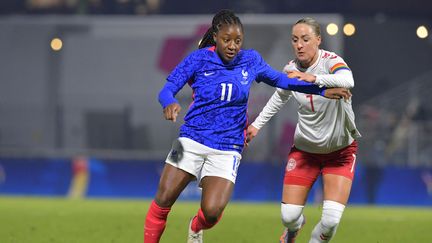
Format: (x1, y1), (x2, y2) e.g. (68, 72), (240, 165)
(316, 55), (354, 88)
(287, 56), (354, 88)
(253, 51), (326, 96)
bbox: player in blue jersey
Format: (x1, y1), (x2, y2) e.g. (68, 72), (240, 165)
(143, 10), (350, 243)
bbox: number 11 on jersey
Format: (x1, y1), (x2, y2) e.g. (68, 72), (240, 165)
(221, 83), (233, 101)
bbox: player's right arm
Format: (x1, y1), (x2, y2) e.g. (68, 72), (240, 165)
(251, 50), (326, 96)
(246, 88), (292, 143)
(163, 103), (182, 123)
(288, 53), (354, 88)
(158, 50), (200, 122)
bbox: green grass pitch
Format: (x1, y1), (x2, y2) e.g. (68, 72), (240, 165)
(0, 196), (431, 242)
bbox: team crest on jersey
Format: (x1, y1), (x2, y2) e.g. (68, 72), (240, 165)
(241, 69), (249, 85)
(286, 158), (296, 171)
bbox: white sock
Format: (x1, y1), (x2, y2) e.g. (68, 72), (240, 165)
(281, 203), (305, 232)
(309, 200), (345, 243)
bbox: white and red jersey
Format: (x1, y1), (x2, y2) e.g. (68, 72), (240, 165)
(251, 49), (361, 154)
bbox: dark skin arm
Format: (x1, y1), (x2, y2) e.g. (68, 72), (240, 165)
(163, 103), (181, 122)
(323, 87), (352, 100)
(288, 70), (317, 82)
(287, 70), (352, 99)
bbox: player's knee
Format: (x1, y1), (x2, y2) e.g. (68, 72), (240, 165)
(281, 203), (304, 226)
(320, 200), (345, 229)
(154, 187), (177, 207)
(201, 206), (223, 224)
(321, 213), (341, 229)
(154, 196), (174, 208)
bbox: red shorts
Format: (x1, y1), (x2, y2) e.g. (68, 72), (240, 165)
(283, 141), (358, 187)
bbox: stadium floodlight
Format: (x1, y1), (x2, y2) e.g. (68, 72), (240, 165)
(343, 23), (356, 36)
(416, 25), (428, 39)
(326, 23), (339, 36)
(50, 37), (63, 51)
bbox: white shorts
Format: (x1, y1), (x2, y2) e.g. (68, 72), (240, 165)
(165, 137), (242, 184)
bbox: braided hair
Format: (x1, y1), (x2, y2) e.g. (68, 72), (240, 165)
(198, 9), (243, 49)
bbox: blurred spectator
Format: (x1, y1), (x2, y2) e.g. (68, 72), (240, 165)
(0, 0), (26, 14)
(384, 98), (420, 159)
(0, 0), (160, 15)
(26, 0), (75, 14)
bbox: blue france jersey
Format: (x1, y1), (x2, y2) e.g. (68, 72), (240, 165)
(159, 46), (325, 153)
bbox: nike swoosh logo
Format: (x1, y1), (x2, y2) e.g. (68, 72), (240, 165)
(204, 72), (215, 76)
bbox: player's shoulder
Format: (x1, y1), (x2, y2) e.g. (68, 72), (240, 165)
(319, 49), (351, 73)
(234, 49), (264, 66)
(177, 48), (214, 71)
(320, 49), (345, 62)
(319, 49), (349, 70)
(189, 47), (214, 59)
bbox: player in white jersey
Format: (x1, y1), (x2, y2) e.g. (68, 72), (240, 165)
(246, 17), (361, 243)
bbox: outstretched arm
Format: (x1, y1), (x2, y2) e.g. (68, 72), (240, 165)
(246, 88), (292, 144)
(288, 56), (355, 88)
(259, 70), (351, 99)
(288, 69), (354, 88)
(253, 50), (327, 95)
(259, 70), (327, 96)
(285, 70), (352, 99)
(254, 50), (351, 96)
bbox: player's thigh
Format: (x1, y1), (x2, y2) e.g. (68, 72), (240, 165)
(322, 174), (352, 205)
(282, 147), (320, 204)
(155, 163), (196, 207)
(282, 184), (311, 205)
(199, 151), (240, 212)
(200, 176), (234, 216)
(321, 143), (357, 204)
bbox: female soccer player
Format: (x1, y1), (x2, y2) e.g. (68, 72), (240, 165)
(247, 17), (361, 243)
(144, 11), (350, 243)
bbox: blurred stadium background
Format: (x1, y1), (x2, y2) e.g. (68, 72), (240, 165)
(0, 0), (432, 209)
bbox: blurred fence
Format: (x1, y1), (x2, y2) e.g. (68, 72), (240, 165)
(357, 71), (432, 168)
